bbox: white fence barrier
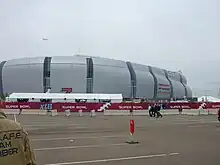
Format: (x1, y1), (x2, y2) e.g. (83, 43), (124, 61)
(2, 109), (20, 115)
(181, 109), (199, 115)
(47, 110), (58, 116)
(52, 110), (58, 116)
(20, 109), (47, 115)
(78, 110), (83, 116)
(104, 110), (148, 116)
(161, 110), (179, 115)
(65, 109), (71, 117)
(1, 108), (218, 116)
(2, 109), (48, 115)
(104, 109), (219, 116)
(205, 109), (218, 115)
(133, 110), (148, 115)
(90, 110), (96, 117)
(104, 110), (130, 116)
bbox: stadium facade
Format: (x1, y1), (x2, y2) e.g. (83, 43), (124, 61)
(0, 55), (192, 100)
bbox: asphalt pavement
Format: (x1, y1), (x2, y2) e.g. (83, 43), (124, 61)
(8, 114), (220, 165)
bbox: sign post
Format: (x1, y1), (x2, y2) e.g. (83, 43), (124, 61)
(126, 119), (139, 144)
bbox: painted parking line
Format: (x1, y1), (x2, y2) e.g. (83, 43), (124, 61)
(31, 135), (125, 141)
(171, 121), (218, 125)
(187, 125), (209, 128)
(34, 143), (135, 151)
(24, 123), (86, 127)
(45, 152), (180, 165)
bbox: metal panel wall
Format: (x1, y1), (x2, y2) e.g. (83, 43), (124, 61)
(185, 85), (192, 97)
(164, 70), (173, 99)
(180, 74), (187, 84)
(86, 58), (93, 93)
(92, 57), (130, 98)
(179, 73), (192, 97)
(170, 80), (186, 99)
(2, 57), (45, 93)
(43, 57), (52, 92)
(0, 61), (6, 95)
(130, 63), (154, 99)
(166, 71), (185, 99)
(1, 55), (192, 98)
(50, 56), (87, 93)
(126, 62), (136, 98)
(150, 66), (171, 99)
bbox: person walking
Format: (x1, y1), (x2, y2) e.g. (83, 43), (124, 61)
(155, 104), (163, 118)
(218, 108), (220, 122)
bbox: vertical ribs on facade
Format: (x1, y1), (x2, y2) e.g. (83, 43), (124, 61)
(43, 57), (52, 93)
(86, 58), (93, 93)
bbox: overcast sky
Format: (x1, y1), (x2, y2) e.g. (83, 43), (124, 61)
(0, 0), (219, 96)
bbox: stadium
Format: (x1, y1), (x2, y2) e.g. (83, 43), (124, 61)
(0, 55), (192, 100)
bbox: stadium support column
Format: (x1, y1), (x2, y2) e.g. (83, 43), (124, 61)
(164, 70), (173, 99)
(148, 66), (157, 100)
(86, 58), (93, 93)
(0, 61), (6, 96)
(180, 74), (188, 98)
(43, 57), (52, 93)
(126, 62), (136, 99)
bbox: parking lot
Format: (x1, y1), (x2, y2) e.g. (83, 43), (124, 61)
(9, 114), (220, 165)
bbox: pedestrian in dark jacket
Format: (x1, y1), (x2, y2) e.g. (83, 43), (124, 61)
(155, 104), (163, 118)
(149, 105), (155, 117)
(218, 109), (220, 121)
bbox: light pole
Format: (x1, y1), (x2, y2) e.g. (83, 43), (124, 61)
(42, 37), (49, 56)
(42, 37), (50, 93)
(203, 89), (211, 102)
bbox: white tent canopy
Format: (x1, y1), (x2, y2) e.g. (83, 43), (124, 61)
(198, 96), (220, 102)
(8, 93), (123, 103)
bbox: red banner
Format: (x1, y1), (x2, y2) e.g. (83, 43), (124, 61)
(205, 102), (220, 109)
(54, 103), (104, 112)
(2, 102), (220, 111)
(3, 102), (40, 109)
(108, 103), (149, 110)
(166, 102), (200, 109)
